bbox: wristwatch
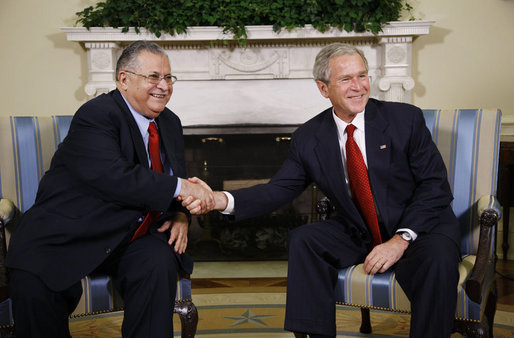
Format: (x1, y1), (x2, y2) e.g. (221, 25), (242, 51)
(398, 231), (413, 243)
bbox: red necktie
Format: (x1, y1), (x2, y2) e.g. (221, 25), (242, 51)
(131, 121), (164, 241)
(345, 124), (382, 247)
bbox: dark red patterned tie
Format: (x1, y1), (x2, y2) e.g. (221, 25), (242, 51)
(131, 121), (164, 241)
(345, 124), (382, 247)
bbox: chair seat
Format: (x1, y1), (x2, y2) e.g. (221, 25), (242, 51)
(334, 255), (495, 321)
(72, 272), (192, 316)
(0, 272), (193, 324)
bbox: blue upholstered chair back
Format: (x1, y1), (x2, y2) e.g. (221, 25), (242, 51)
(422, 109), (502, 256)
(0, 116), (72, 215)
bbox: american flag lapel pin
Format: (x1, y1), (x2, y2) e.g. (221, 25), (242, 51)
(380, 144), (387, 150)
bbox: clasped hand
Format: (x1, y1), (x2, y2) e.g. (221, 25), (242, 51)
(179, 177), (227, 214)
(179, 177), (215, 214)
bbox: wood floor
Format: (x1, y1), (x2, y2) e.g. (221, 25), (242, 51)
(192, 259), (514, 311)
(496, 259), (514, 312)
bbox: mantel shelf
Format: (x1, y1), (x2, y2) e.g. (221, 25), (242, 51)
(62, 21), (435, 42)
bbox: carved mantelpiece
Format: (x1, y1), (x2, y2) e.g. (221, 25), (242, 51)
(62, 21), (434, 126)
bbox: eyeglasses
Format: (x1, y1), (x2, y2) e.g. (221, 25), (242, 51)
(124, 70), (177, 85)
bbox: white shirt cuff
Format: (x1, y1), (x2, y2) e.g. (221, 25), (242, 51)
(221, 191), (235, 214)
(396, 228), (418, 241)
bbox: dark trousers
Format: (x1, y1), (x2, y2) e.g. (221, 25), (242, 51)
(8, 269), (81, 338)
(284, 219), (460, 337)
(9, 234), (179, 338)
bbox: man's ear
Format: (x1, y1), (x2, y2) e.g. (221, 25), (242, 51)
(316, 80), (329, 98)
(118, 71), (128, 90)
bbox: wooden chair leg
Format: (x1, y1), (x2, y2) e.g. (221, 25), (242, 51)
(174, 300), (198, 338)
(454, 319), (489, 338)
(360, 307), (371, 334)
(453, 282), (497, 338)
(485, 282), (497, 338)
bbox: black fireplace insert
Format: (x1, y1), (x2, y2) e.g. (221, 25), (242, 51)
(183, 125), (322, 261)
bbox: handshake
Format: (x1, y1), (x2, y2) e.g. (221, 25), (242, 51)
(179, 177), (227, 215)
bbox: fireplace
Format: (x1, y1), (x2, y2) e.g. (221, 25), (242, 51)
(62, 21), (435, 260)
(183, 125), (322, 261)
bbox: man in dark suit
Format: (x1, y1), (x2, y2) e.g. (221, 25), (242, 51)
(6, 41), (213, 337)
(184, 43), (461, 337)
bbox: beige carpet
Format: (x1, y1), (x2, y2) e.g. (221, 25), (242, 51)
(69, 293), (514, 337)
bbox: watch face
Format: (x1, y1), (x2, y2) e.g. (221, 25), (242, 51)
(401, 232), (412, 242)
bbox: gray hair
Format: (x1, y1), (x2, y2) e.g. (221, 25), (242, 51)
(116, 41), (168, 80)
(313, 43), (368, 83)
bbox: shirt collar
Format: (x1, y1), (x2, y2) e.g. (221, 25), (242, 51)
(332, 108), (365, 135)
(120, 93), (155, 137)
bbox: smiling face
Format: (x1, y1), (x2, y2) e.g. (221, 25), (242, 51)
(117, 51), (173, 119)
(316, 53), (370, 123)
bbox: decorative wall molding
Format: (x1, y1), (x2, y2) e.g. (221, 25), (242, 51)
(62, 21), (434, 126)
(501, 116), (514, 141)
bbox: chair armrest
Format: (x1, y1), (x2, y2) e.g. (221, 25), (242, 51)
(0, 199), (17, 228)
(0, 198), (19, 303)
(315, 194), (500, 304)
(465, 195), (500, 303)
(0, 198), (19, 257)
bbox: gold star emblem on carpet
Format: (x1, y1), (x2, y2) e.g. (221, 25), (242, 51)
(224, 309), (275, 326)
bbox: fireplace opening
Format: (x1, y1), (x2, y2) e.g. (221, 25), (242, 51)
(183, 125), (323, 261)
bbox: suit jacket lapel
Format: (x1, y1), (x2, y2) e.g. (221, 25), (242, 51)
(364, 101), (391, 231)
(112, 90), (150, 169)
(314, 111), (363, 225)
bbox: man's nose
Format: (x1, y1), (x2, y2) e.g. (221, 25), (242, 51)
(156, 78), (170, 90)
(350, 78), (361, 89)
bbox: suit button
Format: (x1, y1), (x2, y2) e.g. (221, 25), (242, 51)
(105, 248), (112, 254)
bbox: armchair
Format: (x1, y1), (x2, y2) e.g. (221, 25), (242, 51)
(317, 108), (502, 337)
(0, 115), (198, 337)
